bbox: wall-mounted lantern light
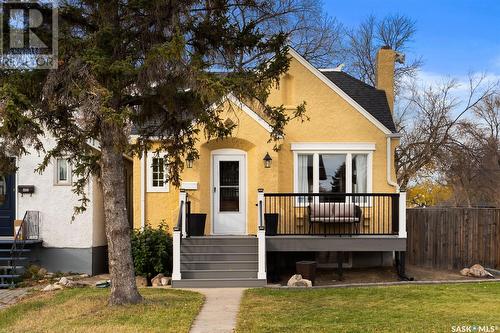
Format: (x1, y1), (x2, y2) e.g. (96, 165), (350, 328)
(186, 155), (194, 168)
(263, 152), (272, 168)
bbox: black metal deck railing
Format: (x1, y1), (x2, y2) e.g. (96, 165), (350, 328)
(263, 193), (400, 236)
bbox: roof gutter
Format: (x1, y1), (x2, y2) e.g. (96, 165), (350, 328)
(386, 134), (401, 191)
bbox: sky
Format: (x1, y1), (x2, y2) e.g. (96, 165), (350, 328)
(323, 0), (500, 80)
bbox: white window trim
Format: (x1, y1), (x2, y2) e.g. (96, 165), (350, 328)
(291, 142), (376, 152)
(293, 144), (374, 200)
(54, 157), (72, 186)
(146, 151), (169, 193)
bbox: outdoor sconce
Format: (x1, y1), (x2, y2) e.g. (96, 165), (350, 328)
(263, 153), (272, 168)
(186, 155), (194, 169)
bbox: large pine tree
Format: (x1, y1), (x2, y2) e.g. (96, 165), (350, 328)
(0, 0), (305, 304)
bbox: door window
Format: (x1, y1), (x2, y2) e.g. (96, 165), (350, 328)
(219, 161), (239, 212)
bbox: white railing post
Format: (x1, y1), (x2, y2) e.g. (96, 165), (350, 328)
(257, 188), (265, 228)
(172, 228), (181, 281)
(399, 191), (407, 238)
(257, 189), (266, 280)
(179, 190), (187, 238)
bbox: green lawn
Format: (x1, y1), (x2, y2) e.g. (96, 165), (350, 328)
(0, 288), (204, 333)
(236, 283), (500, 333)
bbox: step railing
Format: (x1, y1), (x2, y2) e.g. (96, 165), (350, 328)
(9, 211), (40, 285)
(257, 189), (266, 280)
(172, 191), (187, 281)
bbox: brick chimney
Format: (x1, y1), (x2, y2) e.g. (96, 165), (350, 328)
(376, 46), (403, 113)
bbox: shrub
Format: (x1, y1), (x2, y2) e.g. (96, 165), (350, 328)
(131, 222), (172, 279)
(23, 265), (44, 280)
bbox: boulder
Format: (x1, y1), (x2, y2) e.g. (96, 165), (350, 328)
(42, 284), (63, 292)
(160, 277), (171, 286)
(59, 278), (83, 287)
(58, 277), (69, 286)
(151, 273), (165, 287)
(468, 264), (494, 278)
(287, 274), (312, 287)
(135, 276), (148, 288)
(460, 264), (495, 278)
(38, 268), (48, 276)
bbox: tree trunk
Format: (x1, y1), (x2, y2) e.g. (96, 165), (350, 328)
(99, 122), (142, 305)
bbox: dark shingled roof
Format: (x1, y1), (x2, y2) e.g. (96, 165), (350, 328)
(320, 70), (397, 133)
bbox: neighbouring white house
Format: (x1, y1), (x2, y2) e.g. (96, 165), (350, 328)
(0, 135), (133, 275)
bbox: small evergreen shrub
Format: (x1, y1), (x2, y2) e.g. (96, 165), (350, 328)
(131, 222), (172, 279)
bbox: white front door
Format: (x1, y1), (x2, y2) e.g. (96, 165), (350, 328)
(212, 153), (246, 235)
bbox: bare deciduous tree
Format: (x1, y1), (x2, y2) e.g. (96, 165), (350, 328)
(286, 2), (345, 68)
(396, 75), (498, 190)
(345, 14), (422, 92)
(248, 0), (344, 68)
(440, 94), (500, 206)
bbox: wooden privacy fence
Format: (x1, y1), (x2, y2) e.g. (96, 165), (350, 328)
(407, 208), (500, 270)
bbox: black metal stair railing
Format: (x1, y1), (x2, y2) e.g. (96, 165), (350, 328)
(174, 193), (190, 237)
(8, 211), (40, 286)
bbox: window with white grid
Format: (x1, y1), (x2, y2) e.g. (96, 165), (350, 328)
(147, 152), (169, 192)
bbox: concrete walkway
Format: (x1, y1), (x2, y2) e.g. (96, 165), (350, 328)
(188, 288), (246, 333)
(0, 288), (28, 309)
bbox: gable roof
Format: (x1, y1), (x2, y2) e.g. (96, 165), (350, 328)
(130, 93), (273, 136)
(132, 48), (398, 137)
(287, 48), (397, 134)
(224, 94), (273, 133)
(320, 71), (397, 133)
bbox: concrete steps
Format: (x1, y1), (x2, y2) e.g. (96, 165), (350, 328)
(181, 245), (258, 253)
(183, 237), (257, 246)
(180, 253), (258, 261)
(182, 269), (257, 279)
(173, 236), (266, 288)
(0, 240), (41, 287)
(181, 261), (258, 271)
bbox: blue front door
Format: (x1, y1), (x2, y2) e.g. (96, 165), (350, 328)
(0, 174), (15, 237)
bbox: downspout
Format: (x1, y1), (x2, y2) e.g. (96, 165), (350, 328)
(386, 134), (401, 192)
(15, 157), (19, 220)
(140, 152), (146, 230)
(387, 133), (413, 281)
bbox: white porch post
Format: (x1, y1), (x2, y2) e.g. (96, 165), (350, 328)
(172, 228), (181, 280)
(257, 189), (265, 228)
(179, 190), (187, 238)
(399, 191), (407, 238)
(257, 189), (266, 280)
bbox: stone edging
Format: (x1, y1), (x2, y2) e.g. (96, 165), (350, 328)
(264, 278), (499, 289)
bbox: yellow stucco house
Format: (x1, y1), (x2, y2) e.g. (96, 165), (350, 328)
(131, 47), (407, 287)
